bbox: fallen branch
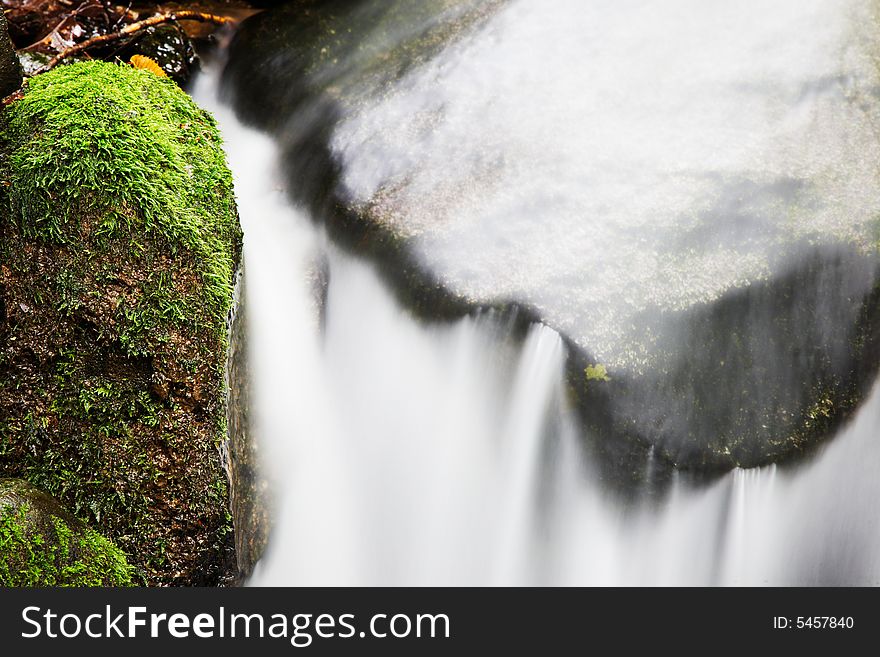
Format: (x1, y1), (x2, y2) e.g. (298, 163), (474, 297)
(2, 85), (26, 107)
(21, 14), (74, 52)
(35, 11), (235, 74)
(21, 1), (113, 53)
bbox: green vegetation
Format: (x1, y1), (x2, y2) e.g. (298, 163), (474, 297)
(2, 60), (238, 324)
(585, 363), (610, 382)
(0, 61), (240, 584)
(0, 482), (134, 587)
(0, 506), (134, 586)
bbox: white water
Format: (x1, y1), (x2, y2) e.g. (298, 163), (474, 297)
(331, 0), (880, 373)
(194, 66), (880, 586)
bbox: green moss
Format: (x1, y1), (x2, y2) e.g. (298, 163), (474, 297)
(585, 363), (610, 382)
(0, 61), (240, 584)
(1, 60), (239, 328)
(0, 502), (134, 587)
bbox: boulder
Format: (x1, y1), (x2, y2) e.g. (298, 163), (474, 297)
(0, 478), (134, 586)
(0, 61), (242, 584)
(223, 0), (880, 480)
(223, 275), (270, 581)
(0, 11), (22, 97)
(117, 24), (200, 87)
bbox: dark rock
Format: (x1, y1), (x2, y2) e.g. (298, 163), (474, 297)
(222, 0), (880, 483)
(224, 271), (270, 581)
(0, 11), (22, 97)
(590, 245), (880, 473)
(118, 24), (199, 87)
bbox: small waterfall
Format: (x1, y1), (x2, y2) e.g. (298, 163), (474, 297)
(195, 77), (360, 585)
(194, 67), (880, 586)
(493, 326), (567, 584)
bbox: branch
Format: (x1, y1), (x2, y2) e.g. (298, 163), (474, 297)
(35, 11), (236, 74)
(20, 1), (108, 52)
(21, 14), (74, 52)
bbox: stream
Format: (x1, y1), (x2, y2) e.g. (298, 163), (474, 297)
(194, 63), (880, 586)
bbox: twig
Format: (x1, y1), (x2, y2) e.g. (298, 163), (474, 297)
(20, 1), (100, 53)
(2, 84), (26, 107)
(35, 11), (235, 74)
(112, 1), (135, 31)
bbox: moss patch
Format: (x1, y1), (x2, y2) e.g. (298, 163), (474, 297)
(0, 479), (134, 586)
(3, 60), (238, 320)
(0, 61), (241, 584)
(584, 363), (610, 382)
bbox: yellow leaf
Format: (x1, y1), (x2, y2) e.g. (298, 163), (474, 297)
(129, 55), (166, 78)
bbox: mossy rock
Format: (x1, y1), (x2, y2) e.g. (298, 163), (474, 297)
(0, 478), (134, 586)
(0, 61), (242, 584)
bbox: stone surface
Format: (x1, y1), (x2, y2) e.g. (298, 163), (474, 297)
(0, 478), (134, 586)
(223, 272), (270, 581)
(118, 24), (200, 87)
(223, 0), (880, 474)
(0, 12), (22, 97)
(0, 62), (241, 584)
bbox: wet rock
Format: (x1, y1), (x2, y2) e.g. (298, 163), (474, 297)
(222, 251), (329, 581)
(118, 24), (199, 87)
(222, 0), (880, 478)
(598, 245), (880, 472)
(0, 61), (242, 584)
(223, 271), (270, 581)
(0, 11), (22, 97)
(0, 478), (134, 586)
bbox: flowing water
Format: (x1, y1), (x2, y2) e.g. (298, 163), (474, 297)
(323, 0), (880, 373)
(193, 66), (880, 586)
(218, 0), (880, 473)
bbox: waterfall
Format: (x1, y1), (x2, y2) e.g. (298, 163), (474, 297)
(193, 64), (880, 586)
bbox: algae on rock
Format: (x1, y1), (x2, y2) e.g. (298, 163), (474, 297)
(0, 61), (242, 585)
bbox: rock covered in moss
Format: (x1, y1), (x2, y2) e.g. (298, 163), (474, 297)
(0, 478), (134, 586)
(0, 61), (242, 585)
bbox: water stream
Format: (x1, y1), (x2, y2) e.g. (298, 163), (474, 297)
(192, 66), (880, 586)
